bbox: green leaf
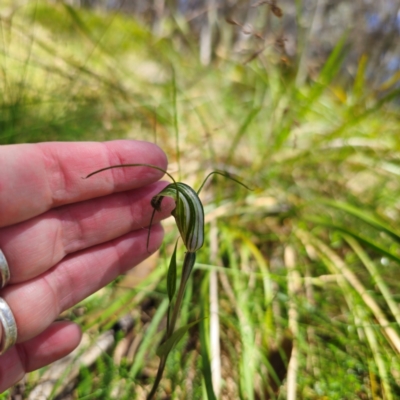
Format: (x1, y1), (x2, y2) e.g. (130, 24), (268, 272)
(317, 33), (347, 85)
(167, 241), (178, 302)
(307, 216), (400, 264)
(320, 199), (400, 243)
(227, 106), (261, 164)
(156, 319), (203, 358)
(199, 308), (217, 400)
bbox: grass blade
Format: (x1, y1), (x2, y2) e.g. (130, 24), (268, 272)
(320, 199), (400, 242)
(296, 229), (400, 354)
(305, 216), (400, 264)
(227, 106), (261, 164)
(344, 234), (400, 327)
(156, 319), (203, 358)
(199, 306), (217, 400)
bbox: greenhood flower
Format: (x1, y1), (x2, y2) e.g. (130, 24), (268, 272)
(151, 182), (204, 253)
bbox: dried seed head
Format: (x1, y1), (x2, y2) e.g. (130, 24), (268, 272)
(271, 4), (283, 17)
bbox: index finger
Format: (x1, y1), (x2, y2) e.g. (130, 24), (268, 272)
(0, 140), (167, 228)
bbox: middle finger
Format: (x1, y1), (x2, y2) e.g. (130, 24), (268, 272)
(0, 181), (173, 283)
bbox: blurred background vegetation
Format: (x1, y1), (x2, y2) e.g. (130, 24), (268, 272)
(2, 0), (400, 399)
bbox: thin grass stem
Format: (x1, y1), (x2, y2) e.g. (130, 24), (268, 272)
(171, 66), (181, 180)
(296, 229), (400, 354)
(285, 245), (300, 400)
(344, 235), (400, 327)
(209, 221), (221, 397)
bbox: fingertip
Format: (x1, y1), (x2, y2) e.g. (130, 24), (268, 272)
(145, 141), (168, 171)
(21, 321), (82, 372)
(133, 140), (169, 179)
(0, 322), (82, 393)
(98, 140), (169, 190)
(106, 140), (168, 174)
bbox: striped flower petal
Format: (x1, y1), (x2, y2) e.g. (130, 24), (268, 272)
(151, 182), (204, 252)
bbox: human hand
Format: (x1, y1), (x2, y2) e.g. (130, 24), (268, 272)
(0, 140), (173, 392)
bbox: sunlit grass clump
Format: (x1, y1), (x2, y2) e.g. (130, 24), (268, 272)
(2, 1), (400, 399)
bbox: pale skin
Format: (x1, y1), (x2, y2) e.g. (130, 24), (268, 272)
(0, 140), (173, 392)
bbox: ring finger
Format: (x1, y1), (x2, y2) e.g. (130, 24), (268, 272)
(1, 223), (165, 344)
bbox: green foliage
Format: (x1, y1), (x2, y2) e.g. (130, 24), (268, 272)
(156, 319), (202, 358)
(4, 1), (400, 399)
(24, 2), (150, 52)
(166, 241), (178, 302)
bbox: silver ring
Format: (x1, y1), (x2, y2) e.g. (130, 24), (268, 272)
(0, 250), (10, 289)
(0, 297), (17, 355)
